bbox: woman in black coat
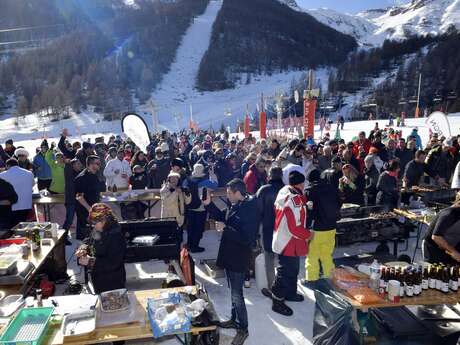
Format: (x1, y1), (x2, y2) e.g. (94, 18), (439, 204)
(77, 203), (126, 294)
(364, 156), (380, 206)
(376, 160), (400, 211)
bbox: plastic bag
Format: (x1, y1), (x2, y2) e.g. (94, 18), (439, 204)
(313, 281), (359, 345)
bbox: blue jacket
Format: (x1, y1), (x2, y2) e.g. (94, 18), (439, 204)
(408, 130), (422, 150)
(33, 153), (52, 180)
(206, 196), (259, 272)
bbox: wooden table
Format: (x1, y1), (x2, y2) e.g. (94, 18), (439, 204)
(47, 286), (217, 345)
(0, 230), (66, 297)
(332, 282), (460, 343)
(336, 285), (460, 311)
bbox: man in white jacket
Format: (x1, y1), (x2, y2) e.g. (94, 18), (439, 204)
(103, 149), (131, 190)
(0, 158), (35, 226)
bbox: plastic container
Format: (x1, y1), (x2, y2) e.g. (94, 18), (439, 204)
(255, 253), (268, 290)
(0, 294), (24, 317)
(147, 294), (191, 338)
(61, 310), (96, 338)
(0, 307), (54, 345)
(0, 255), (18, 276)
(132, 235), (159, 246)
(99, 289), (130, 313)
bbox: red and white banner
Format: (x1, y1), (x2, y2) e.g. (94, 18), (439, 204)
(303, 99), (317, 138)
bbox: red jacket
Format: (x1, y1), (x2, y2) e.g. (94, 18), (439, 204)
(353, 138), (371, 157)
(243, 164), (267, 195)
(273, 185), (312, 257)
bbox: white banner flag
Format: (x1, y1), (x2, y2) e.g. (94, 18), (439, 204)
(425, 111), (452, 138)
(121, 113), (150, 151)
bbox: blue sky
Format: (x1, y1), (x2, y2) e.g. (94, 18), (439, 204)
(296, 0), (410, 14)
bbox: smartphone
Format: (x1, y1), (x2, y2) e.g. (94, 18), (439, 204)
(201, 187), (208, 201)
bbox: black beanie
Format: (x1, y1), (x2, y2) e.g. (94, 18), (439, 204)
(289, 171), (305, 186)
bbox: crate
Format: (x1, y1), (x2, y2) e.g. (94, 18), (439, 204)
(0, 307), (54, 345)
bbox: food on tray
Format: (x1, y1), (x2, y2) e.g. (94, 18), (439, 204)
(347, 287), (383, 304)
(411, 186), (436, 193)
(100, 289), (129, 312)
(369, 212), (396, 219)
(332, 267), (369, 290)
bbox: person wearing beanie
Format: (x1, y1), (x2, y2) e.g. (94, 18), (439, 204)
(14, 148), (33, 171)
(170, 158), (187, 186)
(304, 169), (340, 288)
(4, 139), (16, 158)
(160, 172), (189, 237)
(183, 163), (218, 253)
(33, 141), (52, 191)
(256, 166), (284, 298)
(271, 171), (313, 316)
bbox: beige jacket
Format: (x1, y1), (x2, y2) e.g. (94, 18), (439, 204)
(160, 184), (190, 226)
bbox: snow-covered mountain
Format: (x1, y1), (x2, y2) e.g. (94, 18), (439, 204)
(368, 0), (460, 41)
(306, 8), (379, 46)
(277, 0), (300, 10)
(302, 0), (460, 46)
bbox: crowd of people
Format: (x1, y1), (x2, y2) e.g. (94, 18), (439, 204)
(1, 123), (460, 345)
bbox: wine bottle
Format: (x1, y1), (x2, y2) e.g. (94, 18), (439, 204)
(435, 267), (443, 291)
(405, 272), (414, 297)
(414, 269), (422, 296)
(428, 265), (436, 289)
(422, 267), (429, 290)
(442, 268), (450, 293)
(452, 266), (459, 292)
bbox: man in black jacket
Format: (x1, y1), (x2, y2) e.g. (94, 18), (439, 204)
(62, 158), (83, 245)
(305, 170), (340, 285)
(0, 178), (18, 229)
(204, 179), (258, 345)
(403, 150), (427, 188)
(321, 156), (343, 189)
(256, 167), (284, 298)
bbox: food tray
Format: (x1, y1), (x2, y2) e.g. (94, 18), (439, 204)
(0, 295), (24, 317)
(0, 255), (18, 276)
(0, 307), (53, 345)
(99, 289), (130, 313)
(61, 310), (96, 338)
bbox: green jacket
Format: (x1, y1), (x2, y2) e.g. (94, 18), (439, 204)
(45, 150), (65, 193)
